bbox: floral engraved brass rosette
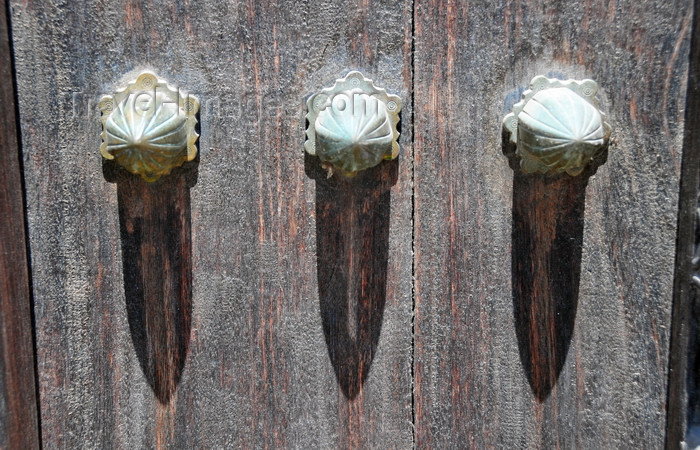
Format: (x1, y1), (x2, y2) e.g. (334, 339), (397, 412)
(503, 76), (612, 176)
(305, 71), (402, 177)
(99, 71), (200, 182)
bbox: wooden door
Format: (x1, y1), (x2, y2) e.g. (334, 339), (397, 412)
(412, 0), (695, 448)
(6, 0), (413, 447)
(1, 0), (697, 448)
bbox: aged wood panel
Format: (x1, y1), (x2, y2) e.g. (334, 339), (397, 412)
(0, 0), (40, 448)
(9, 0), (413, 447)
(667, 0), (700, 446)
(414, 0), (691, 448)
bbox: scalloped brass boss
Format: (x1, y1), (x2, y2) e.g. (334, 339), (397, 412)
(305, 71), (402, 177)
(503, 76), (612, 176)
(99, 71), (200, 182)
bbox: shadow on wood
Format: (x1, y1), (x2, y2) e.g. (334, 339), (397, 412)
(104, 158), (197, 404)
(0, 0), (40, 445)
(305, 153), (398, 400)
(503, 133), (606, 401)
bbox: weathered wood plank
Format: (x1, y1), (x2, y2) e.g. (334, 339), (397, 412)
(666, 0), (700, 447)
(414, 0), (691, 447)
(0, 0), (40, 447)
(9, 0), (413, 447)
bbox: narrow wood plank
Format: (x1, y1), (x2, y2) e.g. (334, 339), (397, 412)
(9, 0), (413, 447)
(666, 0), (700, 446)
(0, 0), (40, 447)
(414, 0), (692, 447)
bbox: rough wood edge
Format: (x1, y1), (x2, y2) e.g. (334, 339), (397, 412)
(0, 0), (41, 447)
(666, 0), (700, 447)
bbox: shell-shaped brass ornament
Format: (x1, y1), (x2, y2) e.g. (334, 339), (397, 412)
(305, 71), (401, 177)
(99, 71), (200, 182)
(503, 76), (612, 176)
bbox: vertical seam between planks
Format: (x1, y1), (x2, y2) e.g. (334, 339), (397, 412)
(410, 0), (416, 447)
(3, 1), (43, 447)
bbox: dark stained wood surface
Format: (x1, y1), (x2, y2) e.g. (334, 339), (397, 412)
(306, 155), (399, 401)
(105, 161), (196, 405)
(666, 0), (700, 446)
(7, 0), (697, 447)
(510, 169), (590, 402)
(413, 0), (692, 448)
(0, 0), (40, 448)
(9, 0), (413, 447)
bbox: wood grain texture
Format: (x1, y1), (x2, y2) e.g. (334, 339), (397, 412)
(666, 0), (700, 446)
(509, 167), (591, 402)
(9, 0), (413, 447)
(306, 155), (399, 401)
(414, 0), (691, 448)
(0, 0), (40, 448)
(105, 161), (197, 405)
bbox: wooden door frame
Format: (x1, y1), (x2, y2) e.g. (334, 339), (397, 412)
(0, 0), (40, 447)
